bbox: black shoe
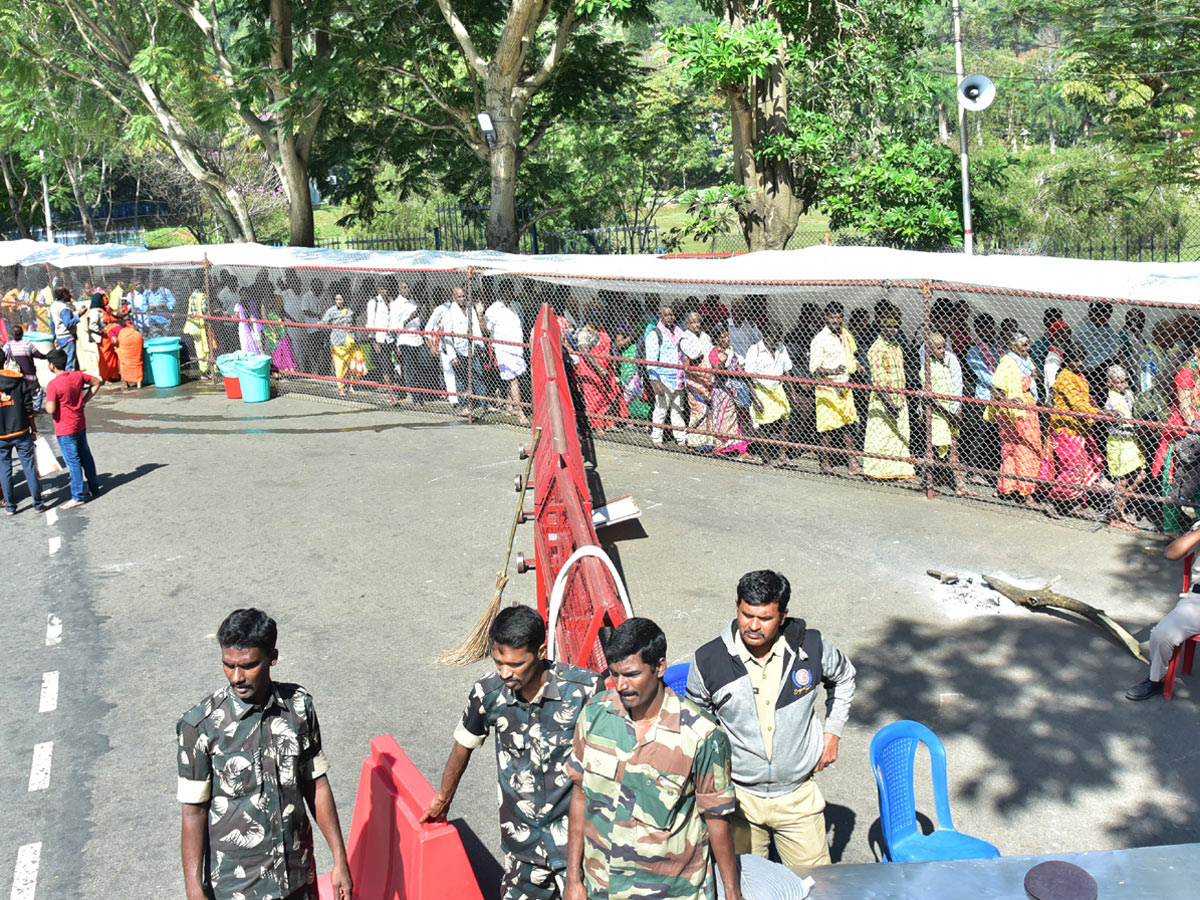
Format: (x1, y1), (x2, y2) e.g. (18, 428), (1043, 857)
(1125, 678), (1164, 701)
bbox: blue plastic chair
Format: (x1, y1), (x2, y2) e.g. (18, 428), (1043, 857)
(664, 662), (690, 697)
(869, 720), (1001, 862)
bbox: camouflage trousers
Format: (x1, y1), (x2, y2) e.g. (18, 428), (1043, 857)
(501, 852), (563, 900)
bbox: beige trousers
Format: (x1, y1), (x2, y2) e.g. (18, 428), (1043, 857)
(1149, 595), (1200, 681)
(732, 779), (831, 871)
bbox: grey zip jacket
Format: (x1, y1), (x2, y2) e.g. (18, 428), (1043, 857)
(686, 618), (855, 798)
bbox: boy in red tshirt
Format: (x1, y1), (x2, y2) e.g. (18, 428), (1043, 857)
(45, 349), (101, 509)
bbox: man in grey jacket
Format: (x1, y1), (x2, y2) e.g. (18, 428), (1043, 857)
(687, 569), (855, 870)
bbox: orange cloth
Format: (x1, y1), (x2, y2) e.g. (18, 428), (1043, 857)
(115, 325), (144, 383)
(98, 332), (120, 382)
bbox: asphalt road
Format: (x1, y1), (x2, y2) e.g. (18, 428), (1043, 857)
(1, 384), (1197, 899)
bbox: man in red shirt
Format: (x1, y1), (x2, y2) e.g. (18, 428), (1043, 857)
(45, 349), (101, 510)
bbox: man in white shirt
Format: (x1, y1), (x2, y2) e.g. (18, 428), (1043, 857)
(365, 277), (398, 394)
(425, 290), (457, 405)
(745, 323), (795, 465)
(390, 281), (426, 405)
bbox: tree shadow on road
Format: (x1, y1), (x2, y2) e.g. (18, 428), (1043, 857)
(850, 613), (1200, 855)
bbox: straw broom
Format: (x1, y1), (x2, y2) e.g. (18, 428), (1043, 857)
(437, 428), (543, 665)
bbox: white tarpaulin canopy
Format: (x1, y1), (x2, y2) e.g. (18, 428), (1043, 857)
(4, 238), (1198, 305)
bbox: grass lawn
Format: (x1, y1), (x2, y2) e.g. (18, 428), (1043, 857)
(652, 203), (833, 253)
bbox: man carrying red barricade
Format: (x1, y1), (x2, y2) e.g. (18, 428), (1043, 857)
(423, 605), (602, 899)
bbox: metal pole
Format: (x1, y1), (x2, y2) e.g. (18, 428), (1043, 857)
(952, 0), (973, 256)
(39, 149), (54, 243)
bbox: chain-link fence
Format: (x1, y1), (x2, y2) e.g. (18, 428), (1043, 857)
(4, 255), (1197, 534)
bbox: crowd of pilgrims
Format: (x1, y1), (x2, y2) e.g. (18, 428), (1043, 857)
(551, 291), (1193, 534)
(5, 272), (1195, 533)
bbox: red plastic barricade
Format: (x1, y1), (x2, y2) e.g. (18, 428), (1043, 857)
(317, 735), (483, 900)
(529, 305), (628, 673)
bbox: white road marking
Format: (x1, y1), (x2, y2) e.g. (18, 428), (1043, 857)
(10, 842), (41, 900)
(28, 742), (53, 792)
(45, 508), (58, 526)
(39, 672), (59, 713)
(45, 615), (62, 646)
(48, 536), (61, 556)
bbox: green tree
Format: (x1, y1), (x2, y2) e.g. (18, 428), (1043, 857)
(1032, 1), (1200, 183)
(519, 65), (726, 235)
(335, 0), (652, 250)
(665, 0), (934, 250)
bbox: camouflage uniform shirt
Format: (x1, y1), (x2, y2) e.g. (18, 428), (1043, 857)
(455, 660), (603, 870)
(176, 682), (330, 900)
(567, 688), (735, 900)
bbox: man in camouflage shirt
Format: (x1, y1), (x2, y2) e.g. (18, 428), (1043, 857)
(423, 605), (602, 899)
(177, 609), (352, 900)
(565, 618), (743, 900)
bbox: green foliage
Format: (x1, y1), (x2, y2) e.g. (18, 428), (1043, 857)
(971, 143), (1193, 251)
(1027, 1), (1200, 183)
(663, 19), (786, 86)
(518, 65), (726, 229)
(821, 140), (964, 249)
(659, 183), (754, 250)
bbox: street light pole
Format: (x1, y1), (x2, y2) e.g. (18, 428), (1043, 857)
(952, 0), (973, 256)
(39, 148), (54, 243)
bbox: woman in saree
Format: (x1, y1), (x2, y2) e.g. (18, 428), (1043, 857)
(708, 329), (752, 456)
(234, 296), (263, 355)
(261, 294), (298, 374)
(183, 287), (212, 376)
(574, 325), (627, 429)
(1152, 322), (1200, 534)
(680, 312), (715, 451)
(986, 330), (1055, 514)
(1046, 342), (1111, 512)
(614, 322), (652, 423)
(98, 303), (123, 383)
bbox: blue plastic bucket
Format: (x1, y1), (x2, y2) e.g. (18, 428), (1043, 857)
(238, 353), (272, 403)
(146, 336), (183, 388)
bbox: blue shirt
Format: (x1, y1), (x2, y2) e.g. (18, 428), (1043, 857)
(966, 342), (1001, 400)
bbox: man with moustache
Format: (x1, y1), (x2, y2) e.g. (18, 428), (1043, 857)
(424, 605), (602, 900)
(565, 617), (743, 900)
(688, 571), (856, 870)
(176, 608), (352, 900)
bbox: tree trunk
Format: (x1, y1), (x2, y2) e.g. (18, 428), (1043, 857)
(485, 94), (522, 252)
(268, 0), (320, 248)
(730, 54), (799, 251)
(937, 103), (949, 141)
(1049, 114), (1056, 154)
(133, 78), (255, 242)
(63, 156), (96, 244)
(278, 136), (315, 247)
(0, 154), (31, 238)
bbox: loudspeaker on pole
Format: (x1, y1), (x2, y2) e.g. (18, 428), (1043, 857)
(958, 74), (996, 112)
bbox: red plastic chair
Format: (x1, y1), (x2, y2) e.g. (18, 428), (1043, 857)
(1165, 552), (1200, 700)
